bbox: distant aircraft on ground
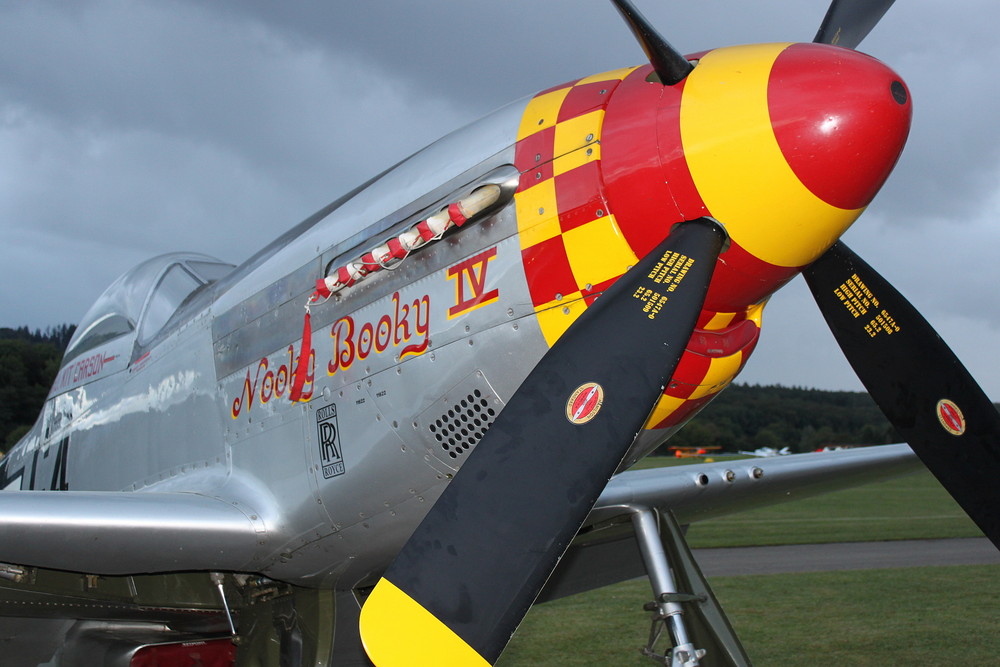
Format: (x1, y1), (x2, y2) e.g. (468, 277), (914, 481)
(738, 447), (792, 458)
(2, 1), (998, 665)
(668, 446), (723, 458)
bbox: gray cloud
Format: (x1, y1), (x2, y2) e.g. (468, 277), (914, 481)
(2, 0), (998, 397)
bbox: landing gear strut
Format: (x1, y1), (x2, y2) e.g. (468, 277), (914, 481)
(630, 508), (751, 667)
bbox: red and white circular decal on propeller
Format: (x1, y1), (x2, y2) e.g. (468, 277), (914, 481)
(566, 382), (605, 425)
(936, 398), (966, 436)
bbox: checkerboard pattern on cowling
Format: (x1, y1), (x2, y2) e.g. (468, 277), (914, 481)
(512, 67), (760, 431)
(645, 309), (760, 429)
(513, 67), (638, 347)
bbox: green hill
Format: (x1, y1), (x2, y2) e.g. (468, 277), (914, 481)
(662, 383), (898, 454)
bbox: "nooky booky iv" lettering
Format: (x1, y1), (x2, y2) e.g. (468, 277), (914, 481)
(328, 292), (430, 377)
(231, 344), (315, 418)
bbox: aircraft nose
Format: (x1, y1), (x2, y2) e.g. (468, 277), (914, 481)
(768, 43), (912, 211)
(678, 42), (912, 273)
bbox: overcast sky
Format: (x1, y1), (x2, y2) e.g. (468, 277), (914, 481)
(2, 0), (998, 397)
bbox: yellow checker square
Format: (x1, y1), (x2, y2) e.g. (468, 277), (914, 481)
(687, 353), (742, 400)
(553, 109), (605, 159)
(517, 86), (573, 141)
(703, 311), (738, 331)
(643, 394), (686, 430)
(561, 214), (638, 289)
(552, 142), (602, 177)
(534, 293), (586, 348)
(575, 66), (637, 87)
(514, 180), (561, 249)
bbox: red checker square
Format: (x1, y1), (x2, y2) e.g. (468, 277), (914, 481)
(557, 81), (617, 122)
(694, 310), (718, 330)
(521, 236), (578, 307)
(582, 276), (618, 306)
(517, 165), (554, 193)
(535, 79), (581, 97)
(555, 162), (606, 233)
(664, 353), (713, 400)
(651, 393), (714, 430)
(514, 126), (556, 172)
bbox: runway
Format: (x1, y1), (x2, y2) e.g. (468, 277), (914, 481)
(692, 537), (1000, 577)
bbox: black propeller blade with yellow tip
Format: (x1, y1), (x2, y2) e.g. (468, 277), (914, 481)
(359, 0), (1000, 664)
(360, 218), (727, 665)
(804, 242), (1000, 548)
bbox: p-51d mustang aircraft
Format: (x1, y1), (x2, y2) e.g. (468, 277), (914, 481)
(2, 0), (999, 665)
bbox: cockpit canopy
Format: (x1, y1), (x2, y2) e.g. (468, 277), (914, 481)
(63, 252), (234, 366)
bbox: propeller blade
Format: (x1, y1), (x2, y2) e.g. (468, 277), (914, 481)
(813, 0), (896, 49)
(804, 242), (1000, 548)
(360, 218), (727, 665)
(611, 0), (693, 85)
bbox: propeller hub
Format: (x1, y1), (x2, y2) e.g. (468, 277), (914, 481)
(601, 41), (911, 310)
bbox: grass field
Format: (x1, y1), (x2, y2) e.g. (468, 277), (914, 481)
(497, 565), (1000, 666)
(684, 462), (983, 548)
(495, 461), (999, 665)
(630, 455), (983, 547)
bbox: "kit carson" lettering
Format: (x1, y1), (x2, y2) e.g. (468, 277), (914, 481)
(53, 352), (116, 392)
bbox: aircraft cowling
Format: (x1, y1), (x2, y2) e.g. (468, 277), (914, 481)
(601, 42), (912, 312)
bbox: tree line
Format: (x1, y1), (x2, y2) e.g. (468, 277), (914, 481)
(0, 323), (903, 456)
(0, 325), (75, 452)
(659, 383), (898, 454)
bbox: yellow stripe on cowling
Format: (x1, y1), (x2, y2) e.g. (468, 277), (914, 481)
(680, 43), (863, 268)
(360, 578), (490, 667)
